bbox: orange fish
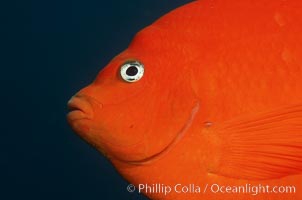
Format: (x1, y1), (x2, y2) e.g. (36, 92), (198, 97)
(67, 0), (302, 199)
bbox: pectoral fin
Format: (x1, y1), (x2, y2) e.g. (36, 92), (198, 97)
(206, 104), (302, 180)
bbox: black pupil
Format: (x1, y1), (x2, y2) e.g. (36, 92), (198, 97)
(126, 66), (138, 76)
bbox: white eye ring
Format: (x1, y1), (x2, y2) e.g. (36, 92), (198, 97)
(120, 60), (144, 82)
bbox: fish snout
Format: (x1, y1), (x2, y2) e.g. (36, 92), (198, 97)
(67, 95), (93, 118)
(67, 94), (99, 133)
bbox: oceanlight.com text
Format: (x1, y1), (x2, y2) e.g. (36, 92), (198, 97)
(207, 183), (296, 195)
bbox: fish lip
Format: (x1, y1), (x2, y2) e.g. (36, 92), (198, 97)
(67, 110), (91, 122)
(67, 95), (94, 123)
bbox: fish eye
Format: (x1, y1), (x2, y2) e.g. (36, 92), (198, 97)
(120, 60), (144, 82)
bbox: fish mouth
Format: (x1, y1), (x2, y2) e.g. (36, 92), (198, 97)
(121, 101), (200, 165)
(67, 95), (94, 132)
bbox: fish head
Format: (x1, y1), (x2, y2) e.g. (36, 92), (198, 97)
(67, 27), (199, 163)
